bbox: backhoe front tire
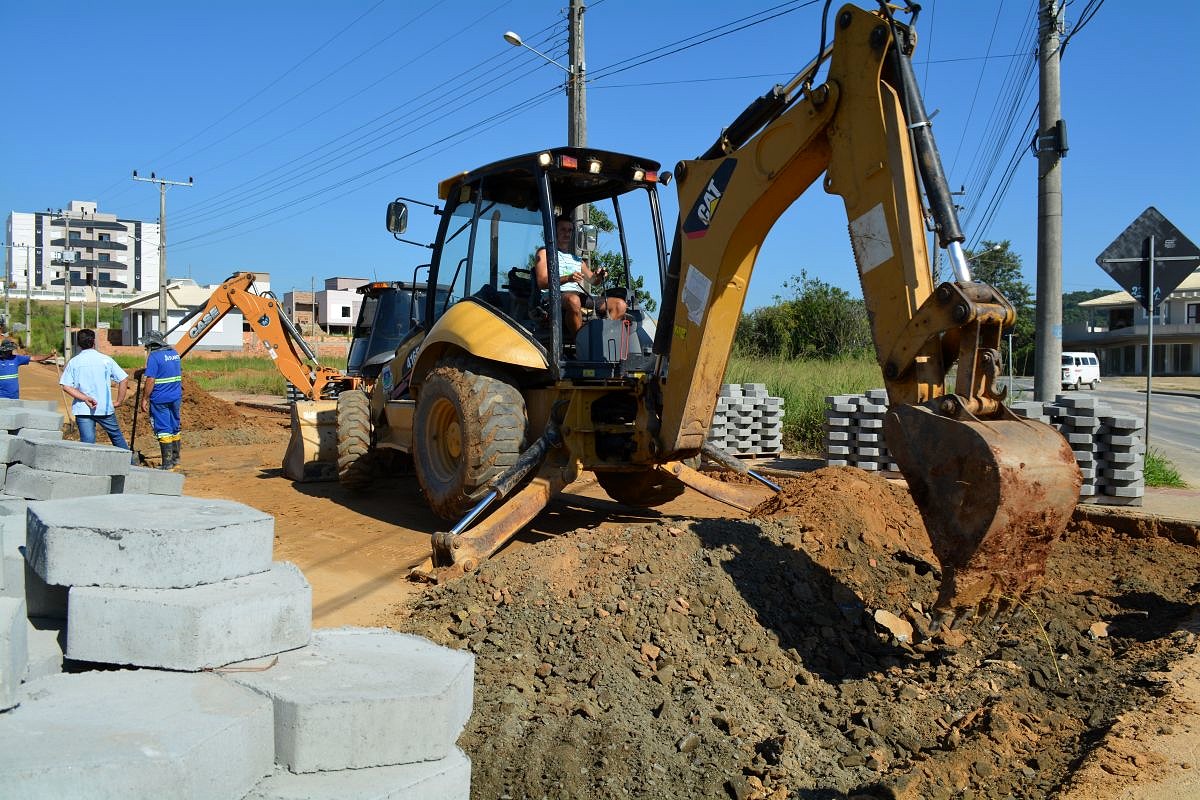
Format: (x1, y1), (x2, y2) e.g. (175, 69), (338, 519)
(337, 390), (375, 491)
(414, 358), (526, 521)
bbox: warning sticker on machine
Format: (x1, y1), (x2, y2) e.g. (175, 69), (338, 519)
(849, 203), (893, 274)
(682, 265), (712, 326)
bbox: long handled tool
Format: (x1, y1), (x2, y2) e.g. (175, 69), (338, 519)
(53, 356), (76, 436)
(128, 373), (149, 466)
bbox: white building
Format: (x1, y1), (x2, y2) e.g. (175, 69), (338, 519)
(285, 277), (369, 334)
(5, 201), (162, 302)
(120, 279), (245, 350)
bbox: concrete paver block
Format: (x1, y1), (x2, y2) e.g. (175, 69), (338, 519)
(0, 399), (59, 412)
(23, 618), (63, 682)
(227, 628), (474, 773)
(13, 438), (130, 475)
(0, 408), (63, 432)
(3, 464), (111, 501)
(244, 748), (471, 800)
(111, 465), (186, 495)
(16, 429), (64, 441)
(1, 597), (28, 710)
(0, 671), (273, 799)
(67, 562), (312, 670)
(0, 503), (26, 596)
(27, 495), (274, 589)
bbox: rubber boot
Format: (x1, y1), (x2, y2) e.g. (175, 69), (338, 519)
(159, 441), (174, 470)
(171, 439), (182, 470)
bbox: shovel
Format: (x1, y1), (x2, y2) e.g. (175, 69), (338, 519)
(128, 373), (149, 466)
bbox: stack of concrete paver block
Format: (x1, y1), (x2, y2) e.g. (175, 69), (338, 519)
(0, 399), (185, 500)
(823, 389), (898, 472)
(1010, 394), (1147, 506)
(1096, 413), (1146, 505)
(0, 490), (475, 798)
(707, 383), (785, 457)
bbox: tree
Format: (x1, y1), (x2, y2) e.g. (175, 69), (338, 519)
(965, 240), (1035, 374)
(588, 207), (656, 312)
(1063, 288), (1111, 326)
(733, 271), (873, 360)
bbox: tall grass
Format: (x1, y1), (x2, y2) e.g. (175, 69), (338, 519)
(2, 300), (122, 353)
(113, 354), (287, 395)
(725, 355), (882, 453)
(1144, 449), (1187, 488)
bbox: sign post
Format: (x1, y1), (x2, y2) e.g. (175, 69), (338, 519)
(1096, 207), (1200, 449)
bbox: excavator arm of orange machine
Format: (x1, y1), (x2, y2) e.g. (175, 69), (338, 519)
(652, 4), (1080, 610)
(175, 272), (354, 482)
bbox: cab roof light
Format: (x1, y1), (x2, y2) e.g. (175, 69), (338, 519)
(644, 170), (658, 183)
(537, 152), (553, 167)
(587, 159), (602, 174)
(631, 168), (645, 182)
(559, 155), (578, 169)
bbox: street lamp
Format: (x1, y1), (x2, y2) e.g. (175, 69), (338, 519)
(502, 31), (572, 74)
(966, 243), (1003, 264)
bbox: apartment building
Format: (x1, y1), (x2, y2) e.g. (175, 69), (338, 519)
(6, 201), (161, 299)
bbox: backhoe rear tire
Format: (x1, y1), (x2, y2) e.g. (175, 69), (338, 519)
(414, 357), (526, 521)
(337, 389), (375, 491)
(596, 469), (687, 508)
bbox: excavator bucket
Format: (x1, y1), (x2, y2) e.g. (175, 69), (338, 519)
(884, 404), (1081, 611)
(281, 400), (339, 482)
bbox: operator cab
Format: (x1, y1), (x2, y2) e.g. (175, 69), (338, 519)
(345, 279), (454, 379)
(386, 147), (669, 381)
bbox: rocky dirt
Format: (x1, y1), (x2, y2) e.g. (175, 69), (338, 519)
(20, 363), (1200, 797)
(387, 468), (1200, 800)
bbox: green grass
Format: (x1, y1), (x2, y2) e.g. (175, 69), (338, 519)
(1145, 448), (1187, 488)
(113, 354), (288, 395)
(2, 299), (123, 353)
(725, 355), (883, 453)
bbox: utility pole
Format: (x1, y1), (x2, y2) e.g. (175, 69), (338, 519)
(58, 209), (75, 360)
(24, 245), (32, 350)
(567, 0), (587, 149)
(1033, 0), (1067, 401)
(133, 171), (193, 333)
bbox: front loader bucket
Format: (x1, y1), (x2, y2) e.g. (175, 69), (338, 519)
(884, 403), (1081, 611)
(282, 400), (338, 482)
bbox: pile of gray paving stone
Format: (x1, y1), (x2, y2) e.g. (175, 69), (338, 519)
(707, 383), (784, 457)
(822, 391), (1146, 506)
(1010, 394), (1146, 505)
(822, 389), (898, 472)
(0, 401), (474, 798)
(0, 398), (185, 499)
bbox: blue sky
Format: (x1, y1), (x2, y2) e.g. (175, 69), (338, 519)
(3, 0), (1197, 311)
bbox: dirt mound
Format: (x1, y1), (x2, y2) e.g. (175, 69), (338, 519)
(387, 502), (1200, 799)
(111, 374), (283, 453)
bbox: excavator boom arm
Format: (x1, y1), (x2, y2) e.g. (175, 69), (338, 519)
(174, 272), (344, 400)
(656, 4), (1080, 609)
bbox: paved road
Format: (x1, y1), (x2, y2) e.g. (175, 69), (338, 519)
(1008, 378), (1200, 486)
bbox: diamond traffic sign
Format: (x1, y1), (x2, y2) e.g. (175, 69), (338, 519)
(1095, 207), (1200, 312)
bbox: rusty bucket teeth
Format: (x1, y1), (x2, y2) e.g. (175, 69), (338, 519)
(884, 403), (1081, 613)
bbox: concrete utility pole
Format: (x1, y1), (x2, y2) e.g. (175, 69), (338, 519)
(567, 0), (587, 150)
(57, 209), (76, 360)
(133, 171), (193, 333)
(1033, 0), (1067, 401)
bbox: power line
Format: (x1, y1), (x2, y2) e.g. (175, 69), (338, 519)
(170, 26), (564, 231)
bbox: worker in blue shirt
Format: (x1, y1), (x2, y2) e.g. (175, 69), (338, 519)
(60, 328), (130, 448)
(0, 339), (56, 399)
(138, 330), (183, 470)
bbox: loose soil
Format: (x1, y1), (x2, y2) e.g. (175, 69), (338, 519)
(388, 469), (1200, 800)
(17, 361), (1200, 798)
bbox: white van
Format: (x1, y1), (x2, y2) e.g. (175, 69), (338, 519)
(1061, 352), (1101, 390)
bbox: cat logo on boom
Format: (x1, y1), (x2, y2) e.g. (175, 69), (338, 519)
(682, 158), (737, 240)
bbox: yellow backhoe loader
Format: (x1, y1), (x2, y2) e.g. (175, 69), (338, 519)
(336, 1), (1080, 611)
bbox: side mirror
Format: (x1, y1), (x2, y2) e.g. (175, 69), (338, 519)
(386, 201), (409, 234)
(576, 223), (599, 254)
